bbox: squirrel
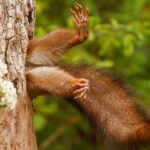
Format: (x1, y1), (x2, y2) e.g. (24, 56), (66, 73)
(26, 3), (90, 100)
(26, 3), (150, 150)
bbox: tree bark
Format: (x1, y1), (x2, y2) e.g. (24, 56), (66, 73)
(0, 0), (37, 149)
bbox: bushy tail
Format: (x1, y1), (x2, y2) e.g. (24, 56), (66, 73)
(62, 64), (150, 149)
(121, 123), (150, 150)
(133, 123), (150, 145)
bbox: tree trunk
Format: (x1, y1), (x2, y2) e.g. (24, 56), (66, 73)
(0, 0), (37, 149)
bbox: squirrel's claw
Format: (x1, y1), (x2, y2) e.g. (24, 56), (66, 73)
(70, 3), (89, 29)
(73, 78), (90, 100)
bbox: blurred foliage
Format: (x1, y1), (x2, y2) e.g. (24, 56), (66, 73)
(34, 0), (150, 149)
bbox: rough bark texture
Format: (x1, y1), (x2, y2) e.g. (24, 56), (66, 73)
(0, 0), (37, 149)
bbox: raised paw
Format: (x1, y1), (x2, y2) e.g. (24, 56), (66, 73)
(70, 3), (89, 41)
(73, 78), (90, 100)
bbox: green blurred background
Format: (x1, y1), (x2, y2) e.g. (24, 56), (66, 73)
(34, 0), (150, 149)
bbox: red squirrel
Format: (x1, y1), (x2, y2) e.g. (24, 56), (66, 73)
(26, 3), (90, 99)
(26, 3), (150, 150)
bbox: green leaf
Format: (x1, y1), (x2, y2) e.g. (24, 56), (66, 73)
(123, 34), (135, 56)
(34, 113), (47, 131)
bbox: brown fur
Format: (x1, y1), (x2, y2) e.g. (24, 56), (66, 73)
(27, 64), (150, 149)
(61, 65), (150, 149)
(26, 66), (76, 97)
(27, 29), (78, 66)
(26, 4), (150, 149)
(26, 4), (90, 100)
(26, 4), (88, 67)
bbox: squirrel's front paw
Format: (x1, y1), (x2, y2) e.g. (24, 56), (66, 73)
(70, 3), (89, 41)
(73, 78), (90, 100)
